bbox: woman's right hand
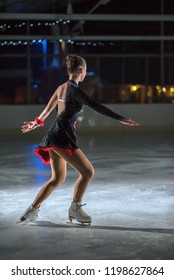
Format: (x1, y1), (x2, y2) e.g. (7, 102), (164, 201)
(21, 121), (39, 133)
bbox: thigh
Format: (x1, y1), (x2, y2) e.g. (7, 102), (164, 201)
(53, 149), (94, 174)
(49, 150), (67, 179)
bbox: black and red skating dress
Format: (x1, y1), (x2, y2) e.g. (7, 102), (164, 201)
(34, 80), (125, 165)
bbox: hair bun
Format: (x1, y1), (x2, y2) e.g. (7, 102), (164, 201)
(66, 54), (86, 74)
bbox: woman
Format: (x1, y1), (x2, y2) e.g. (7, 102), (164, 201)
(20, 54), (139, 225)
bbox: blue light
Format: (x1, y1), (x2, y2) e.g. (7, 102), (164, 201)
(87, 71), (95, 76)
(33, 84), (38, 89)
(25, 144), (50, 184)
(42, 39), (47, 69)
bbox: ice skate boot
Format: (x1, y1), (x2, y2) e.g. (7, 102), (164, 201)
(68, 202), (92, 225)
(20, 205), (39, 222)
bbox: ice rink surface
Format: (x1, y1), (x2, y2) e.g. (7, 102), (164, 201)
(0, 130), (174, 260)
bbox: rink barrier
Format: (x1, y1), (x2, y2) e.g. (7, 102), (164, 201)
(0, 104), (174, 133)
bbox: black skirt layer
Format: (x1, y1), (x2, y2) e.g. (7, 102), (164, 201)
(34, 118), (78, 165)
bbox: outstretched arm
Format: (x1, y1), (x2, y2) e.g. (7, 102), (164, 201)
(77, 88), (139, 127)
(22, 88), (58, 133)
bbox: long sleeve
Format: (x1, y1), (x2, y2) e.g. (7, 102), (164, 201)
(76, 88), (126, 121)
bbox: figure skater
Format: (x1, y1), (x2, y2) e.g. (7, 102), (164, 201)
(20, 54), (139, 225)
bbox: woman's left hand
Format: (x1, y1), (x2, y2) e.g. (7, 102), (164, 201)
(119, 118), (139, 126)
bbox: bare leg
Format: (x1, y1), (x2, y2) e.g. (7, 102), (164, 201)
(20, 149), (93, 223)
(53, 149), (94, 202)
(32, 151), (67, 208)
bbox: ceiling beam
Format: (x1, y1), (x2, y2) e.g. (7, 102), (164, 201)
(0, 13), (174, 21)
(1, 35), (174, 41)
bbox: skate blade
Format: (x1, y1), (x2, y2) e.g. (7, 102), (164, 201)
(16, 217), (37, 225)
(66, 220), (91, 226)
(68, 215), (91, 226)
(16, 219), (29, 225)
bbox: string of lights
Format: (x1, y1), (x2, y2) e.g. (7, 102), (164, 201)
(0, 19), (116, 47)
(0, 39), (115, 47)
(0, 20), (71, 30)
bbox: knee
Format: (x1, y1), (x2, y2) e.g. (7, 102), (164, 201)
(50, 175), (66, 188)
(82, 165), (94, 181)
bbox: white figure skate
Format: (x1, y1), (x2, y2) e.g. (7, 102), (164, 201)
(19, 205), (39, 222)
(68, 202), (92, 225)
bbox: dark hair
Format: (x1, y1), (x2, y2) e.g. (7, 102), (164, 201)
(66, 54), (86, 74)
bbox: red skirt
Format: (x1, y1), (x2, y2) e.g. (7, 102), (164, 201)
(34, 146), (76, 165)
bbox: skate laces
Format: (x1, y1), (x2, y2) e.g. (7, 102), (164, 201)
(77, 203), (89, 217)
(78, 203), (86, 208)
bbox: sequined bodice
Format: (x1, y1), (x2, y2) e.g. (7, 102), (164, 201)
(57, 80), (124, 127)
